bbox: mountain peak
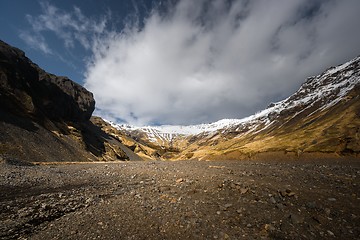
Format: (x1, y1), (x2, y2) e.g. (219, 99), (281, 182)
(114, 55), (360, 160)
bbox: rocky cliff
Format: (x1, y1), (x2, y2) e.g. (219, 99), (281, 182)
(0, 40), (94, 121)
(0, 40), (141, 162)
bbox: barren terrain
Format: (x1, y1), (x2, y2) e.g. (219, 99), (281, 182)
(1, 158), (359, 239)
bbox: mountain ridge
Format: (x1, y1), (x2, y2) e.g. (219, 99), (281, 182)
(112, 55), (360, 160)
(113, 55), (360, 142)
(0, 39), (359, 162)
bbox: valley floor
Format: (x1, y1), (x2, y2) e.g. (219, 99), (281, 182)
(0, 159), (359, 239)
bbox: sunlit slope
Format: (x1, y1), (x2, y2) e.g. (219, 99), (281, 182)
(117, 56), (360, 160)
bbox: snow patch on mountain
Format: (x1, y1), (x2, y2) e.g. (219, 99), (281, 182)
(107, 119), (248, 142)
(107, 56), (360, 143)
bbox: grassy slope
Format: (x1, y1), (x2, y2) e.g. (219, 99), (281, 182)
(172, 86), (360, 160)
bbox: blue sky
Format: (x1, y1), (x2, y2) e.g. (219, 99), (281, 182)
(1, 0), (360, 125)
(0, 0), (156, 84)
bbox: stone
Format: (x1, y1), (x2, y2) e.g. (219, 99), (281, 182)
(289, 213), (304, 224)
(269, 197), (277, 204)
(287, 192), (296, 197)
(276, 203), (285, 210)
(176, 178), (184, 183)
(306, 202), (317, 209)
(264, 224), (275, 232)
(327, 230), (335, 236)
(222, 203), (233, 211)
(325, 208), (331, 216)
(240, 188), (249, 194)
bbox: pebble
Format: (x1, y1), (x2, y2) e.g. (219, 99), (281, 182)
(327, 230), (335, 236)
(264, 224), (275, 232)
(306, 202), (317, 209)
(240, 188), (248, 194)
(224, 203), (233, 209)
(287, 192), (296, 197)
(176, 178), (184, 183)
(269, 197), (277, 204)
(289, 213), (304, 224)
(325, 208), (331, 215)
(276, 203), (285, 210)
(279, 189), (296, 197)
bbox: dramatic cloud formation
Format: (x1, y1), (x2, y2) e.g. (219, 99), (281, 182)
(85, 0), (360, 125)
(22, 0), (360, 125)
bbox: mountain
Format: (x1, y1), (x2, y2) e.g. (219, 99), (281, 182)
(1, 39), (358, 162)
(114, 56), (360, 160)
(0, 40), (143, 163)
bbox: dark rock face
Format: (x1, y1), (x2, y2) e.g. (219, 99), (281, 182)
(0, 40), (136, 162)
(0, 40), (95, 122)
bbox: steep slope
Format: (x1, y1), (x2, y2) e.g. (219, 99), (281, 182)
(0, 40), (141, 162)
(91, 117), (161, 160)
(117, 56), (360, 160)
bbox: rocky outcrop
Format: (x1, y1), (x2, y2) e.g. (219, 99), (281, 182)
(0, 40), (141, 162)
(0, 40), (95, 122)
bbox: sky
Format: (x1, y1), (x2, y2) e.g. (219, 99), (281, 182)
(1, 0), (360, 126)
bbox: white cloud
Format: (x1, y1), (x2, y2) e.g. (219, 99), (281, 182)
(22, 1), (109, 53)
(19, 31), (53, 54)
(84, 0), (360, 125)
(21, 0), (360, 125)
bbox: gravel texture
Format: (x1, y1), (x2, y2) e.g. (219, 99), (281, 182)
(1, 159), (359, 239)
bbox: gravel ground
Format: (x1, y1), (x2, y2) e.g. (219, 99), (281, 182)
(0, 158), (359, 239)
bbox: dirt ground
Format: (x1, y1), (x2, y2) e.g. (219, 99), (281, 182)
(0, 158), (359, 239)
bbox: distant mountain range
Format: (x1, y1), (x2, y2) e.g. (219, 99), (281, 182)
(111, 56), (360, 160)
(0, 39), (359, 162)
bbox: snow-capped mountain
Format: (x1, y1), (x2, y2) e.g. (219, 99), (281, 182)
(212, 55), (360, 135)
(109, 55), (360, 152)
(111, 119), (246, 143)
